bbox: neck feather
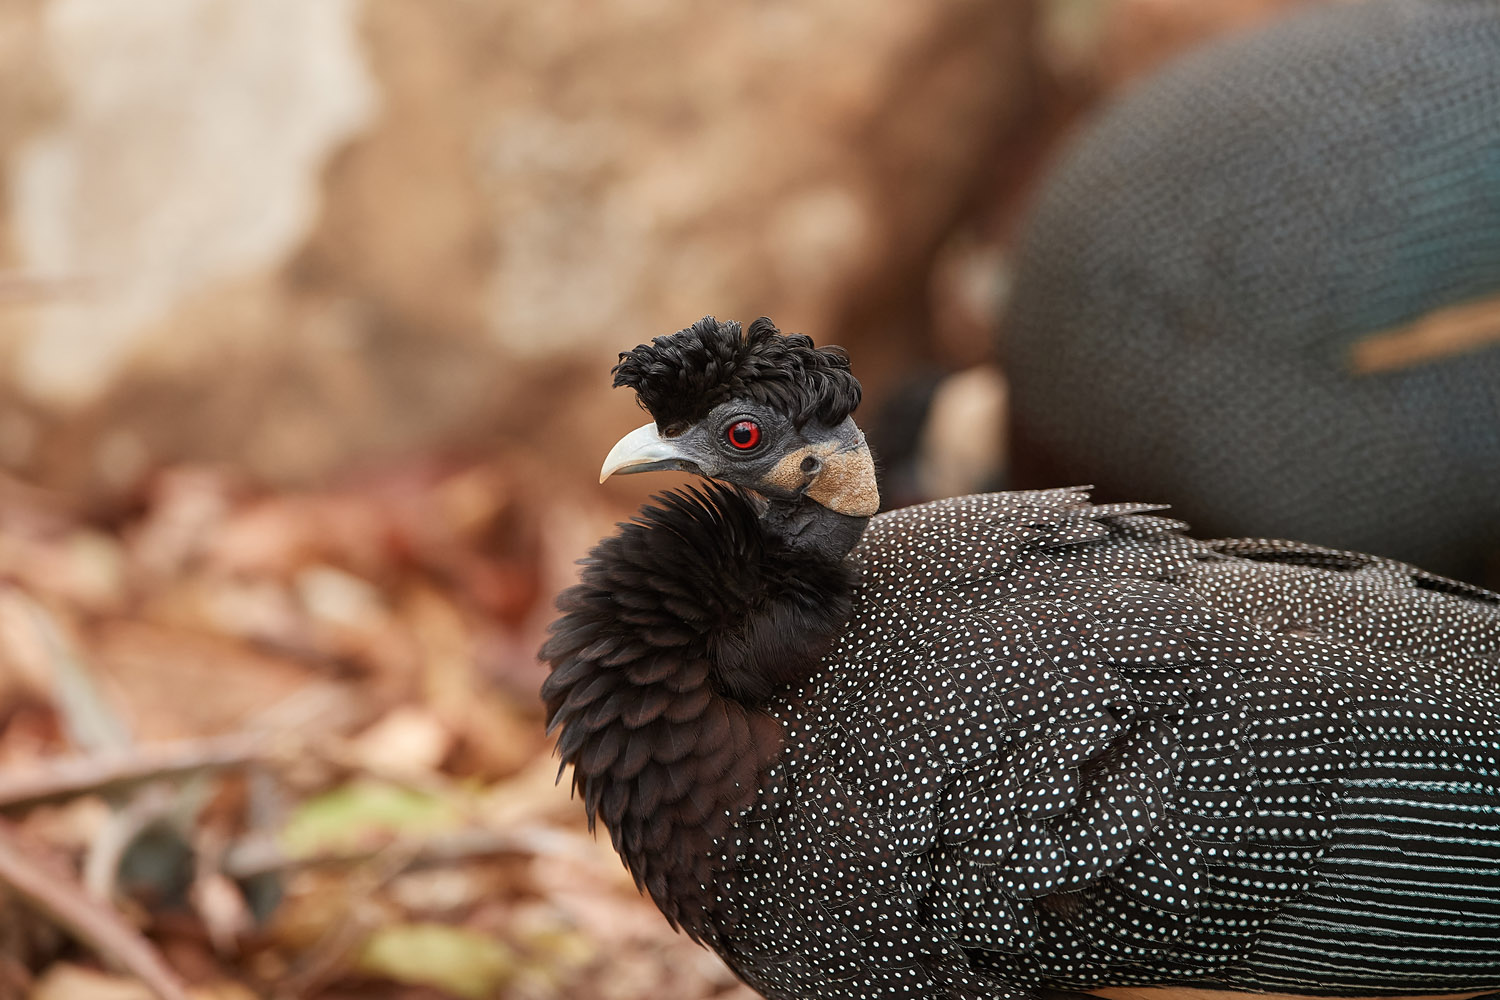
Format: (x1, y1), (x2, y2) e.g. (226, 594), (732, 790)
(540, 483), (861, 936)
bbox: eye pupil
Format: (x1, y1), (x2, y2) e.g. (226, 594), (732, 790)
(727, 420), (761, 450)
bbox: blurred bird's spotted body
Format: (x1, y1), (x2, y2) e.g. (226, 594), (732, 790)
(541, 317), (1500, 999)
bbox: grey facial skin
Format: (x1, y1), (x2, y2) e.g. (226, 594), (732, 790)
(600, 400), (877, 558)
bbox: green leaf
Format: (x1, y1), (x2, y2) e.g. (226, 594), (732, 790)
(358, 923), (514, 999)
(279, 779), (461, 855)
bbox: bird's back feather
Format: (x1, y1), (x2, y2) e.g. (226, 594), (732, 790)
(714, 490), (1500, 998)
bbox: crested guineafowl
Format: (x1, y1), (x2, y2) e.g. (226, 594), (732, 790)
(542, 317), (1500, 1000)
(1003, 0), (1500, 588)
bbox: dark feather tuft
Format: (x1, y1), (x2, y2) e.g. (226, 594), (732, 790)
(612, 316), (862, 430)
(537, 480), (853, 938)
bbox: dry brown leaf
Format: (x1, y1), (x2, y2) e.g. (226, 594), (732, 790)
(181, 579), (309, 653)
(15, 799), (112, 856)
(0, 531), (126, 616)
(295, 567), (386, 634)
(89, 623), (316, 742)
(385, 866), (486, 916)
(476, 754), (581, 831)
(130, 470), (240, 583)
(28, 964), (256, 1000)
(29, 964), (149, 1000)
(347, 708), (452, 781)
(188, 872), (253, 956)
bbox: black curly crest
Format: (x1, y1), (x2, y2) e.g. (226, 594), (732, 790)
(612, 316), (862, 430)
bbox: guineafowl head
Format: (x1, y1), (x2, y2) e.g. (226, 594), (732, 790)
(604, 316), (879, 520)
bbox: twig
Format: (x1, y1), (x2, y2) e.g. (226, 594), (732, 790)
(12, 590), (132, 753)
(0, 733), (265, 813)
(223, 824), (587, 881)
(0, 819), (189, 1000)
(274, 841), (421, 1000)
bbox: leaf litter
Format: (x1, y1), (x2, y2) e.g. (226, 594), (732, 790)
(0, 460), (757, 1000)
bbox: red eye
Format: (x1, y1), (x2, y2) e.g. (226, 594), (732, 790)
(726, 420), (761, 450)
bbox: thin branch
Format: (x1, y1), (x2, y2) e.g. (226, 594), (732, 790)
(223, 824), (587, 882)
(10, 589), (132, 753)
(0, 820), (189, 1000)
(0, 734), (265, 813)
(272, 841), (422, 1000)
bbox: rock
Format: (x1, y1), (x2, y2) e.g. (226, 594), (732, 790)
(10, 0), (377, 406)
(0, 0), (1035, 495)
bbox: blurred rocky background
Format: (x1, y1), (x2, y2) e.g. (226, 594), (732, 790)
(0, 1), (1357, 998)
(0, 0), (1332, 500)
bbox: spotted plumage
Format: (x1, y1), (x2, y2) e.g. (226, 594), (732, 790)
(542, 317), (1500, 999)
(1002, 0), (1500, 587)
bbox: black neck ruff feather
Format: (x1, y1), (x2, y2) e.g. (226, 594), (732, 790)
(539, 483), (856, 937)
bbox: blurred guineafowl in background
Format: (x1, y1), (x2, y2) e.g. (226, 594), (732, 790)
(1003, 0), (1500, 588)
(542, 316), (1500, 1000)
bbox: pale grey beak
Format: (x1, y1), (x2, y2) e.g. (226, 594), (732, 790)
(599, 421), (700, 483)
